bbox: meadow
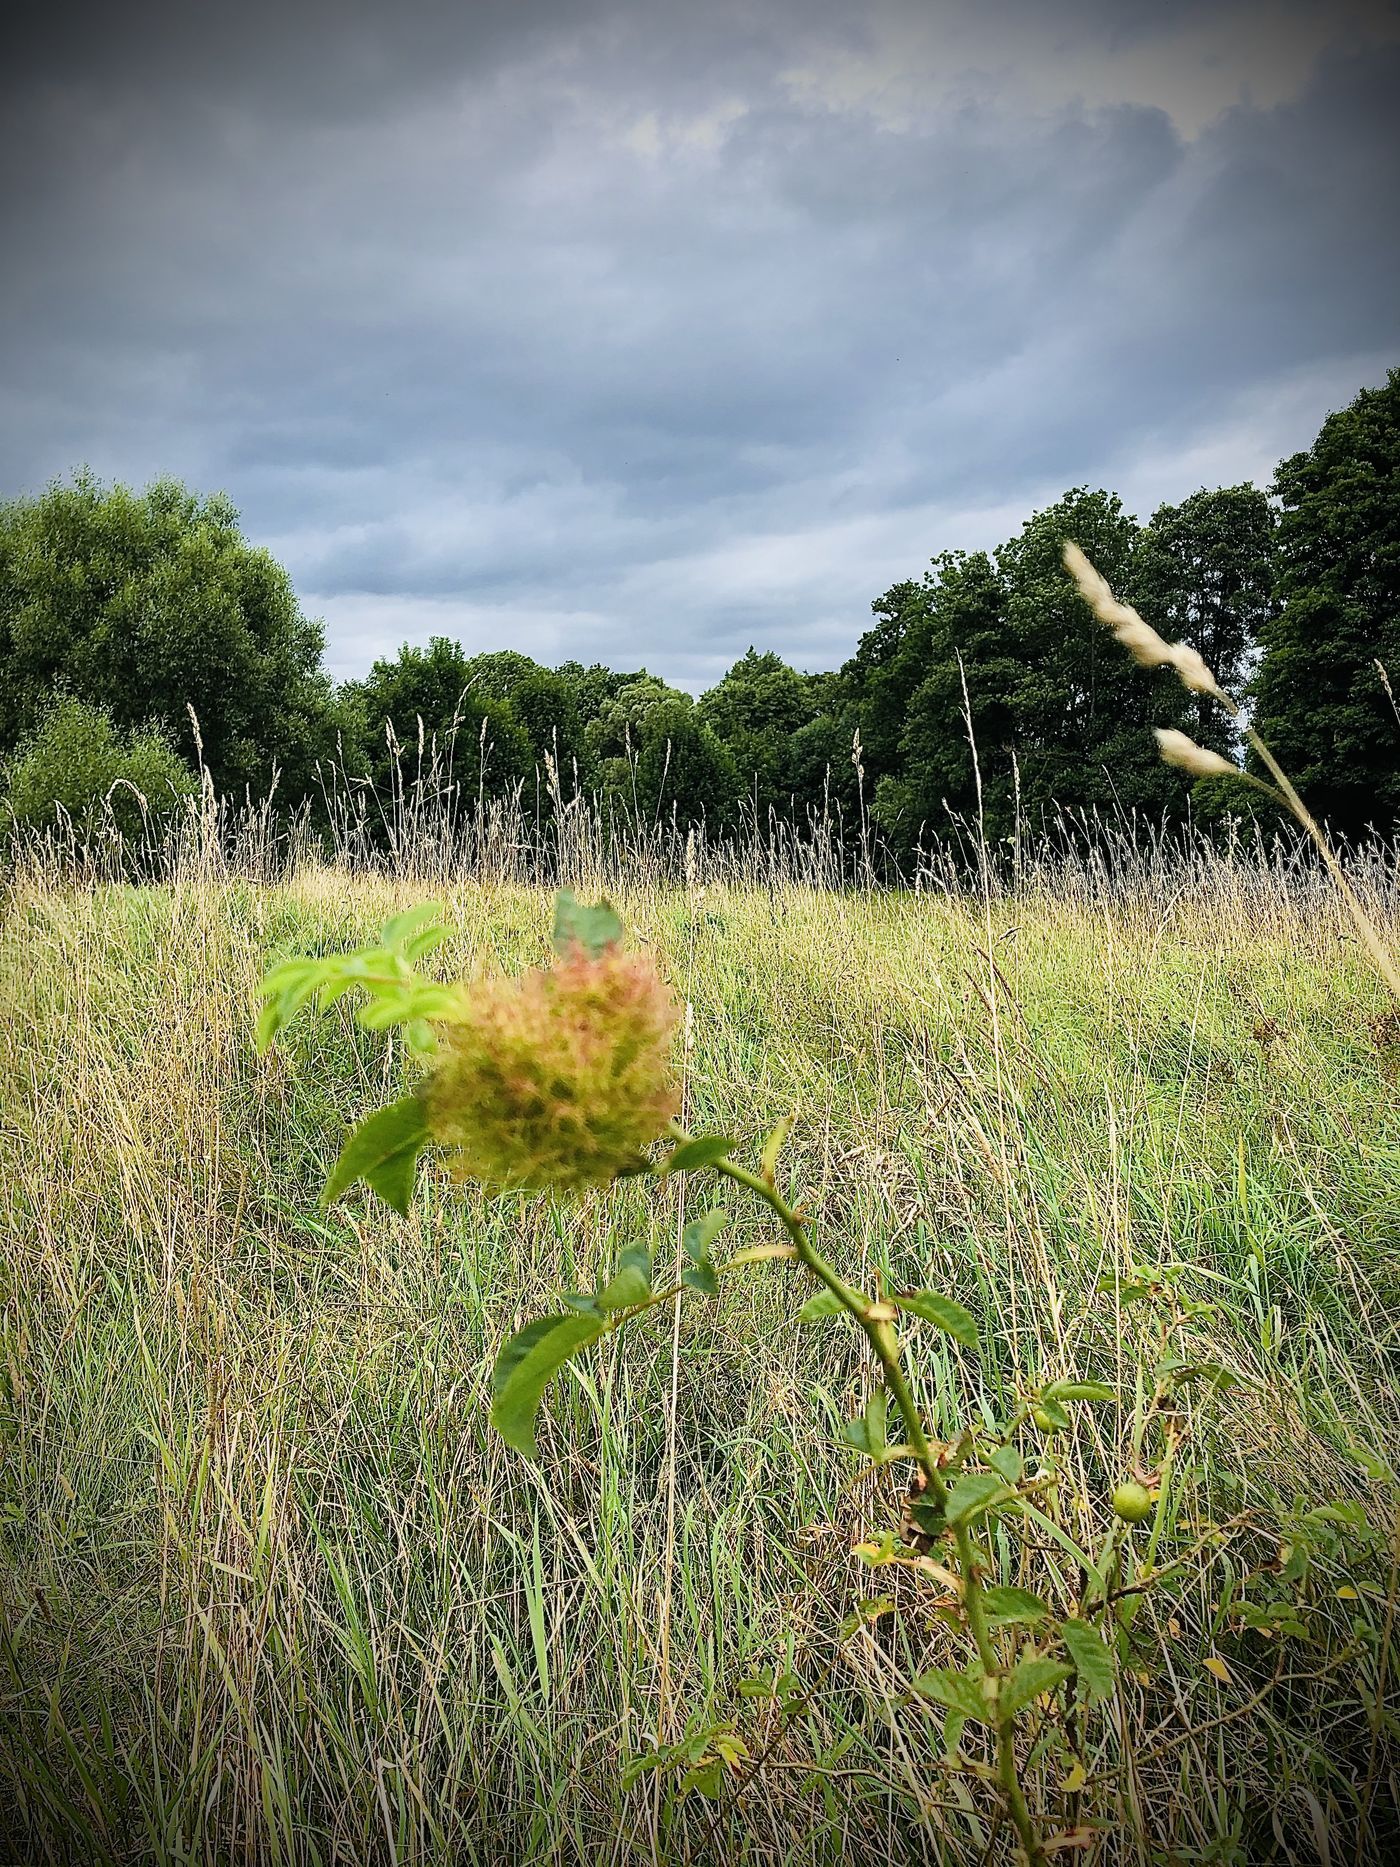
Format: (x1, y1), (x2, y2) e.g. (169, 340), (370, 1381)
(2, 833), (1399, 1864)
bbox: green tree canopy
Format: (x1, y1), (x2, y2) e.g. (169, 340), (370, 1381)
(0, 472), (338, 799)
(1252, 369), (1400, 837)
(1134, 485), (1276, 755)
(343, 637), (533, 807)
(632, 697), (741, 831)
(995, 487), (1191, 827)
(697, 648), (818, 819)
(872, 550), (1019, 845)
(2, 694), (197, 843)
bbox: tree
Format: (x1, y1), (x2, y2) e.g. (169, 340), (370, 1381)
(1134, 485), (1276, 755)
(460, 650), (544, 701)
(632, 698), (741, 831)
(840, 578), (938, 786)
(872, 551), (1019, 847)
(0, 471), (338, 799)
(585, 674), (691, 800)
(508, 668), (594, 801)
(697, 649), (818, 820)
(342, 637), (533, 808)
(2, 694), (197, 843)
(995, 488), (1190, 826)
(1252, 370), (1400, 838)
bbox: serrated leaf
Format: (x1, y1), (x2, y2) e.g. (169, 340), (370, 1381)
(840, 1391), (888, 1457)
(1000, 1656), (1072, 1719)
(598, 1245), (652, 1311)
(988, 1445), (1024, 1483)
(1059, 1618), (1115, 1703)
(665, 1135), (736, 1173)
(894, 1291), (978, 1348)
(683, 1208), (729, 1264)
(489, 1314), (606, 1458)
(797, 1288), (847, 1323)
(981, 1585), (1050, 1626)
(1042, 1380), (1118, 1404)
(679, 1758), (724, 1798)
(553, 889), (623, 958)
(321, 1096), (430, 1215)
(681, 1262), (720, 1298)
(381, 903), (446, 952)
(945, 1472), (1012, 1525)
(911, 1666), (992, 1723)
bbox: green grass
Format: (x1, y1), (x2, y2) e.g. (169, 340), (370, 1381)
(1, 870), (1398, 1864)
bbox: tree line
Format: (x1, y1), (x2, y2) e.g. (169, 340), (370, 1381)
(2, 368), (1396, 851)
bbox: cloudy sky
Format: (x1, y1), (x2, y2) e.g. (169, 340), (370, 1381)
(3, 1), (1398, 688)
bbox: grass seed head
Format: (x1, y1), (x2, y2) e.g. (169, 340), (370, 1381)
(1153, 728), (1238, 781)
(424, 941), (680, 1191)
(1062, 540), (1226, 699)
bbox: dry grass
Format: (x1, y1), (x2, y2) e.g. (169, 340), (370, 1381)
(2, 846), (1399, 1864)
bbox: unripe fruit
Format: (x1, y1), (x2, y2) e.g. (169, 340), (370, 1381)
(1031, 1407), (1060, 1434)
(1112, 1481), (1153, 1524)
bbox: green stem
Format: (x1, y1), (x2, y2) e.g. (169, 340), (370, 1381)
(691, 1135), (1047, 1866)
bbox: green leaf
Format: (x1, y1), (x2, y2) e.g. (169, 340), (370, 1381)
(759, 1111), (796, 1182)
(1042, 1380), (1117, 1404)
(321, 1096), (431, 1216)
(797, 1288), (847, 1323)
(402, 925), (453, 963)
(894, 1291), (978, 1348)
(665, 1135), (736, 1173)
(1059, 1619), (1115, 1703)
(489, 1314), (606, 1458)
(683, 1208), (729, 1264)
(988, 1445), (1024, 1483)
(840, 1391), (888, 1458)
(381, 903), (447, 952)
(681, 1262), (719, 1298)
(553, 889), (623, 958)
(1000, 1656), (1072, 1719)
(911, 1666), (993, 1723)
(981, 1585), (1050, 1626)
(597, 1245), (652, 1311)
(945, 1472), (1012, 1525)
(679, 1758), (724, 1798)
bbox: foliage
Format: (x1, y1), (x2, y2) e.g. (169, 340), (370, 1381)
(2, 693), (197, 843)
(1252, 367), (1400, 837)
(341, 636), (534, 811)
(1134, 485), (1277, 759)
(697, 649), (820, 820)
(6, 867), (1399, 1863)
(0, 470), (338, 798)
(255, 857), (1400, 1862)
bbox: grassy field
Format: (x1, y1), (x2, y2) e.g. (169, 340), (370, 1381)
(2, 864), (1399, 1864)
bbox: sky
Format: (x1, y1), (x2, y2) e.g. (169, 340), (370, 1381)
(3, 0), (1398, 690)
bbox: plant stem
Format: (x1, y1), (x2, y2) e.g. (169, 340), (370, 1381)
(698, 1137), (1048, 1867)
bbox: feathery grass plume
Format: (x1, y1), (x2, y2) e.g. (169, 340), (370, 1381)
(1062, 540), (1225, 699)
(1153, 729), (1239, 781)
(423, 936), (680, 1192)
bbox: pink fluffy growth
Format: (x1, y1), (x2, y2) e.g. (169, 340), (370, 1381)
(423, 941), (681, 1192)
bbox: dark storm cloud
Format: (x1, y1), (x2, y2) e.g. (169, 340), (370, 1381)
(2, 1), (1398, 686)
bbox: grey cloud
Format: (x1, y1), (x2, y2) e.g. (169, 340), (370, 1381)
(2, 2), (1397, 685)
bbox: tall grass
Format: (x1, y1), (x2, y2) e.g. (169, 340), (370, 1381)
(2, 808), (1399, 1860)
